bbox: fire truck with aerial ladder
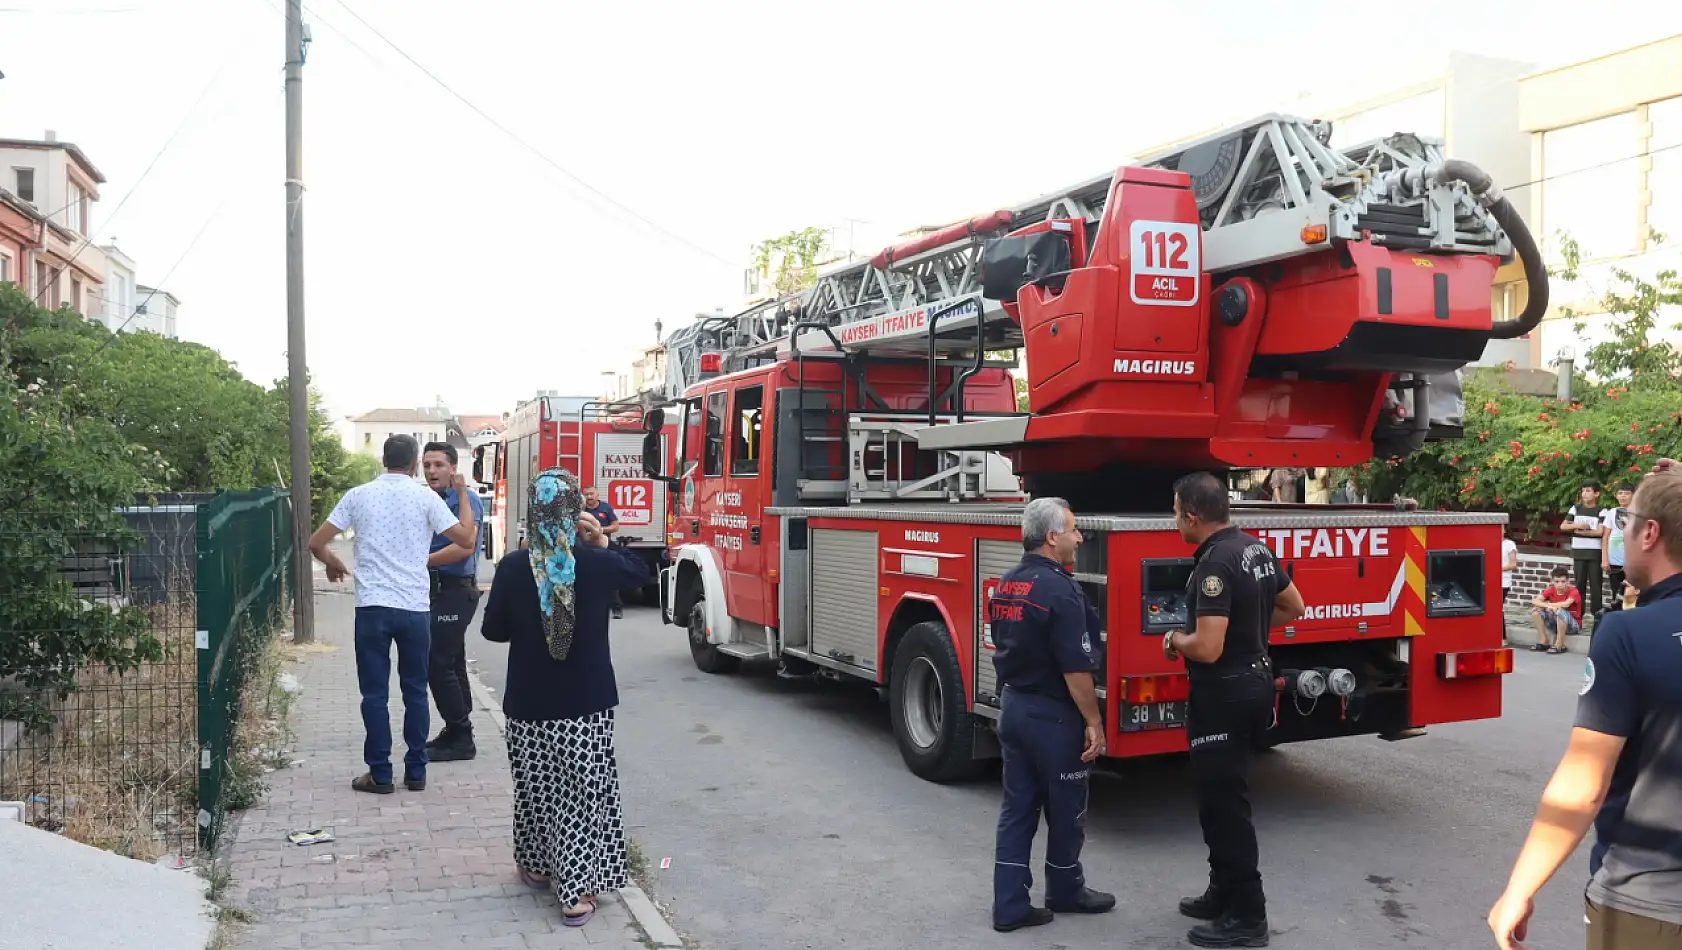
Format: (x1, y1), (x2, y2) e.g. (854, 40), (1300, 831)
(632, 114), (1547, 782)
(474, 394), (678, 602)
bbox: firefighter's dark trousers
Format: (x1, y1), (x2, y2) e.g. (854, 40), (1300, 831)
(1188, 666), (1274, 920)
(427, 584), (480, 733)
(993, 687), (1089, 925)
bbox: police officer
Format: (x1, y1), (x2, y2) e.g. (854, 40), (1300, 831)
(991, 497), (1116, 933)
(583, 485), (623, 619)
(421, 442), (485, 762)
(1166, 472), (1304, 948)
(1490, 470), (1682, 950)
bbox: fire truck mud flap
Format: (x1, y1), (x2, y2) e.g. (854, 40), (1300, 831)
(889, 621), (986, 783)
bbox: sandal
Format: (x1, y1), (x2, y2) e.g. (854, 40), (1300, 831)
(562, 898), (598, 927)
(351, 772), (395, 795)
(1547, 647), (1566, 655)
(518, 867), (550, 890)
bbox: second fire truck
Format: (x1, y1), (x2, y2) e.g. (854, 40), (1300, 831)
(643, 114), (1546, 782)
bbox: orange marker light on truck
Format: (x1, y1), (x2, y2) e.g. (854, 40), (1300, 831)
(1301, 224), (1328, 243)
(1436, 647), (1514, 679)
(1119, 674), (1192, 704)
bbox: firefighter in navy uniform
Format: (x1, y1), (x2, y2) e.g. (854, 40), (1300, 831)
(990, 497), (1116, 933)
(1165, 472), (1304, 948)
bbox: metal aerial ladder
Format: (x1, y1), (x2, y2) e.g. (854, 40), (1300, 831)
(662, 113), (1513, 400)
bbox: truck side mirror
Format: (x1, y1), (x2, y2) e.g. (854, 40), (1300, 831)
(471, 446), (484, 483)
(642, 431), (664, 479)
(642, 407), (665, 434)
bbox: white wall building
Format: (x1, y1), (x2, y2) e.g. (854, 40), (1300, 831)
(99, 241), (137, 331)
(347, 407), (452, 455)
(132, 284), (179, 338)
(0, 132), (107, 318)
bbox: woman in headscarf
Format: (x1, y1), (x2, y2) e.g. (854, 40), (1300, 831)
(480, 467), (651, 926)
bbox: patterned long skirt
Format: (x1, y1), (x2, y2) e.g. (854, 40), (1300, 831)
(505, 710), (629, 907)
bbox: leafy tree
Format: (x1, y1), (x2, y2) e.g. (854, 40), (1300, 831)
(1348, 231), (1682, 534)
(0, 286), (163, 731)
(752, 227), (830, 296)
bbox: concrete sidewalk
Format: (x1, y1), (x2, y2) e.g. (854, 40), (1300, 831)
(222, 573), (674, 949)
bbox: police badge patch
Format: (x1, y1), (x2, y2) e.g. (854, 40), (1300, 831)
(1081, 631), (1092, 654)
(1579, 657), (1596, 696)
(1201, 574), (1224, 597)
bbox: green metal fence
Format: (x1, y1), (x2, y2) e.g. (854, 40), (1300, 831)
(195, 488), (293, 849)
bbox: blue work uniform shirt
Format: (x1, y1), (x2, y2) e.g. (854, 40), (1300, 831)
(429, 488), (484, 578)
(989, 552), (1100, 705)
(1575, 570), (1682, 925)
(588, 501), (618, 529)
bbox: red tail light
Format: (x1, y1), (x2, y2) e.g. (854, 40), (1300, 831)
(1119, 673), (1191, 703)
(1437, 648), (1514, 679)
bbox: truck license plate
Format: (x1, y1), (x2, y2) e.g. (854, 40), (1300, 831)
(1119, 701), (1187, 733)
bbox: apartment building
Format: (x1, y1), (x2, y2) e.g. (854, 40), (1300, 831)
(0, 133), (107, 317)
(132, 284), (180, 338)
(1515, 33), (1682, 368)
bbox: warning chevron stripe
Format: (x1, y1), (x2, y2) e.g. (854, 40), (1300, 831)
(1399, 525), (1428, 636)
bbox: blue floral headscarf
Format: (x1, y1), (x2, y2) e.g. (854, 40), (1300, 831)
(528, 468), (582, 661)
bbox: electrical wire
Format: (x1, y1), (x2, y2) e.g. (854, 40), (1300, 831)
(91, 196), (229, 353)
(318, 0), (741, 269)
(26, 21), (264, 308)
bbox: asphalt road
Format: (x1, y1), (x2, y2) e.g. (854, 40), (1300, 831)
(464, 598), (1594, 950)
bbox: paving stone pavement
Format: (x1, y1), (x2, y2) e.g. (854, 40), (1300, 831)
(223, 577), (659, 949)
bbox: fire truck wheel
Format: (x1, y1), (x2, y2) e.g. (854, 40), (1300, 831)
(890, 621), (982, 783)
(688, 600), (739, 674)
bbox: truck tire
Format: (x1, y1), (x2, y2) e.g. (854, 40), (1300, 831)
(688, 600), (738, 675)
(889, 621), (983, 783)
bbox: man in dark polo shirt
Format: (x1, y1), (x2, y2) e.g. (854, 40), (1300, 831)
(1490, 470), (1682, 949)
(420, 442), (484, 762)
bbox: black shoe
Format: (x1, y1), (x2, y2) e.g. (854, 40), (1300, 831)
(1047, 887), (1116, 914)
(425, 725), (458, 750)
(612, 606), (624, 619)
(1180, 886), (1229, 921)
(1188, 914), (1269, 948)
(404, 774), (426, 792)
(992, 907), (1054, 933)
(428, 733), (476, 762)
(351, 772), (395, 795)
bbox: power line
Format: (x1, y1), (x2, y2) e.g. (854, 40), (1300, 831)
(92, 197), (228, 352)
(319, 0), (741, 269)
(27, 30), (262, 308)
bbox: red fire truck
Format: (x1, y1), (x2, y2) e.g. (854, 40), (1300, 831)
(643, 115), (1547, 783)
(475, 394), (677, 600)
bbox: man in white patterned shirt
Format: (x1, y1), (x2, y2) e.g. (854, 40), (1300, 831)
(309, 435), (477, 794)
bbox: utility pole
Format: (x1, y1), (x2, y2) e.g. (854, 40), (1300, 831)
(285, 0), (315, 643)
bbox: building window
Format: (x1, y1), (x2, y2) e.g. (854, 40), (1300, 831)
(66, 182), (86, 234)
(364, 432), (372, 446)
(1541, 111), (1639, 262)
(13, 168), (34, 203)
(70, 277), (83, 315)
(1648, 96), (1682, 247)
(0, 252), (10, 285)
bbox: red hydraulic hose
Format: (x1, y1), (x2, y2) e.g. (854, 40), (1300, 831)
(870, 210), (1014, 269)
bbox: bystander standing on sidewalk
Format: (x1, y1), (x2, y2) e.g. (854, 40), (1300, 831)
(1601, 482), (1633, 614)
(482, 468), (651, 928)
(1563, 481), (1607, 624)
(1501, 532), (1519, 639)
(1489, 468), (1682, 949)
(308, 435), (477, 795)
(584, 484), (625, 620)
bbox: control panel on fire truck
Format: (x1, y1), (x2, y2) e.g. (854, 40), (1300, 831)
(1141, 559), (1196, 633)
(1426, 581), (1481, 616)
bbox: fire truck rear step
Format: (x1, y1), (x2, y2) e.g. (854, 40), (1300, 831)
(716, 642), (774, 661)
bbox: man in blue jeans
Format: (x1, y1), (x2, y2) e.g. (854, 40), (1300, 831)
(309, 435), (478, 794)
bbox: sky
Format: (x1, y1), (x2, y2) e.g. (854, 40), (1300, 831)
(4, 0), (1682, 429)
